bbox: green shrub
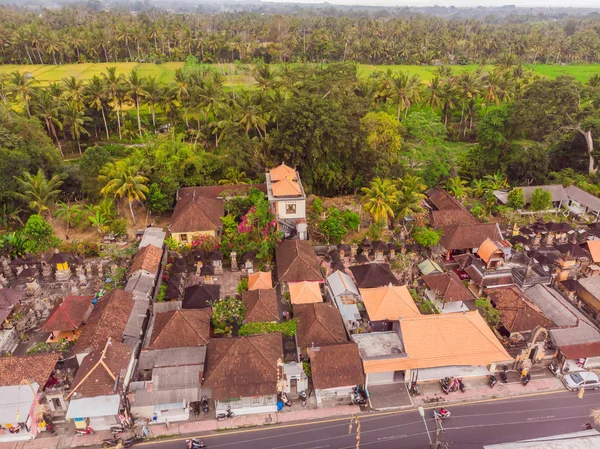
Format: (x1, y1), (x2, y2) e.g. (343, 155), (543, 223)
(239, 319), (297, 337)
(236, 278), (249, 294)
(530, 187), (552, 211)
(109, 218), (128, 237)
(476, 298), (501, 327)
(156, 284), (167, 302)
(507, 187), (526, 210)
(412, 226), (443, 248)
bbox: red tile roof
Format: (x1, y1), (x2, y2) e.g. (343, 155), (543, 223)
(485, 287), (554, 333)
(276, 240), (323, 283)
(439, 224), (503, 251)
(310, 343), (364, 390)
(128, 244), (163, 277)
(147, 309), (211, 350)
(295, 303), (347, 349)
(170, 196), (224, 233)
(40, 296), (93, 333)
(0, 353), (60, 387)
(423, 272), (475, 303)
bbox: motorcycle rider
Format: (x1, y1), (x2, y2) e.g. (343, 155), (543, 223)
(439, 407), (449, 417)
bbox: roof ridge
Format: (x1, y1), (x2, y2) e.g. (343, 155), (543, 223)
(247, 335), (278, 369)
(179, 309), (207, 344)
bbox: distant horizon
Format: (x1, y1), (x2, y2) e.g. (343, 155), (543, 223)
(259, 0), (600, 8)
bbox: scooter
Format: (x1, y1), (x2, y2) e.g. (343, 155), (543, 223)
(299, 391), (307, 407)
(549, 362), (561, 377)
(489, 374), (497, 388)
(440, 378), (450, 395)
(75, 426), (95, 436)
(216, 408), (234, 421)
(123, 435), (144, 448)
(102, 437), (124, 448)
(201, 396), (209, 414)
(110, 424), (126, 434)
(185, 438), (207, 448)
(499, 365), (509, 383)
(521, 373), (531, 386)
(458, 378), (466, 392)
(433, 409), (451, 419)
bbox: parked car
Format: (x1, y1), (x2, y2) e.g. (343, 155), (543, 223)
(562, 371), (600, 391)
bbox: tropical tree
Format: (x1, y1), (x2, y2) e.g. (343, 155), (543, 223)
(484, 171), (509, 190)
(361, 177), (398, 226)
(236, 91), (266, 138)
(143, 75), (162, 127)
(54, 202), (82, 235)
(61, 101), (91, 154)
(86, 75), (110, 140)
(124, 68), (146, 137)
(218, 168), (252, 185)
(99, 160), (149, 223)
(253, 63), (281, 90)
(447, 176), (469, 200)
(388, 71), (421, 120)
(33, 89), (64, 156)
(102, 67), (125, 139)
(394, 174), (426, 220)
(9, 71), (36, 116)
(14, 169), (63, 215)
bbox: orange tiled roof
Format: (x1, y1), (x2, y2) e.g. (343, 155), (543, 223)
(290, 281), (323, 305)
(272, 176), (302, 197)
(363, 312), (511, 373)
(248, 271), (273, 291)
(477, 238), (503, 263)
(269, 163), (297, 182)
(360, 285), (420, 321)
(586, 240), (600, 263)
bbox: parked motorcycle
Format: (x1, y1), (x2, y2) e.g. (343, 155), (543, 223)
(201, 396), (209, 414)
(123, 435), (145, 448)
(75, 427), (95, 437)
(458, 378), (466, 392)
(110, 424), (126, 434)
(409, 381), (421, 396)
(499, 365), (509, 383)
(489, 374), (497, 388)
(102, 437), (124, 448)
(299, 390), (307, 407)
(549, 362), (561, 377)
(216, 407), (234, 421)
(521, 373), (531, 386)
(185, 438), (207, 448)
(433, 408), (451, 419)
(440, 378), (450, 395)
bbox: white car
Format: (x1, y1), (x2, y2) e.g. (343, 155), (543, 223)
(562, 371), (600, 391)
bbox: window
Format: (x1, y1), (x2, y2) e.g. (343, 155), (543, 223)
(265, 395), (274, 405)
(252, 397), (261, 405)
(180, 233), (188, 243)
(285, 203), (297, 215)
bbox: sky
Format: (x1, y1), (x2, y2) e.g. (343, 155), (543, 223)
(260, 0), (600, 7)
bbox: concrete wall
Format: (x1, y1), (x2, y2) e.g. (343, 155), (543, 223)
(315, 386), (354, 407)
(170, 230), (216, 243)
(276, 199), (306, 220)
(216, 395), (277, 416)
(366, 371), (395, 386)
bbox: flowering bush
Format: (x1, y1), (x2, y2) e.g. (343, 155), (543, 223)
(191, 235), (219, 253)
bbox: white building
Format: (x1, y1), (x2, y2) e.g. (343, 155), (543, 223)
(266, 163), (307, 239)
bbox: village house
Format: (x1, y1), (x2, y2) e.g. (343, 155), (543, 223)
(242, 289), (279, 323)
(359, 285), (421, 331)
(573, 276), (600, 321)
(565, 185), (600, 221)
(40, 295), (93, 343)
(182, 284), (220, 309)
(439, 223), (504, 262)
(348, 263), (400, 289)
(494, 185), (568, 210)
(66, 338), (132, 431)
(138, 227), (166, 249)
(326, 270), (362, 332)
(202, 333), (284, 416)
(276, 240), (323, 292)
(294, 303), (348, 356)
(266, 163), (308, 239)
(0, 353), (60, 443)
(422, 271), (475, 313)
(308, 343), (365, 407)
(289, 281), (323, 305)
(247, 271), (273, 290)
(426, 189), (479, 228)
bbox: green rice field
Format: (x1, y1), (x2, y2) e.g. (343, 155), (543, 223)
(0, 62), (598, 86)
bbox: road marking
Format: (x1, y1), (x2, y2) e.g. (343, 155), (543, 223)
(135, 389), (598, 447)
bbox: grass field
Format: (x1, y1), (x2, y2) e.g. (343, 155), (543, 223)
(0, 62), (598, 86)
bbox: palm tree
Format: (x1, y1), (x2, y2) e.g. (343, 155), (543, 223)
(54, 202), (82, 235)
(455, 71), (483, 133)
(61, 76), (86, 105)
(470, 179), (487, 198)
(587, 73), (600, 89)
(235, 91), (266, 138)
(218, 168), (252, 185)
(33, 89), (64, 157)
(484, 171), (509, 190)
(252, 63), (281, 90)
(394, 174), (426, 220)
(99, 160), (149, 223)
(447, 176), (468, 200)
(14, 169), (63, 215)
(361, 177), (398, 226)
(172, 68), (191, 128)
(61, 101), (91, 154)
(388, 71), (421, 120)
(124, 68), (146, 137)
(102, 67), (125, 139)
(424, 75), (444, 110)
(86, 75), (110, 140)
(9, 71), (36, 116)
(143, 75), (161, 127)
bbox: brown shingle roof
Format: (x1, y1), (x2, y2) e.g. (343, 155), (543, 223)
(170, 196), (224, 233)
(485, 287), (554, 333)
(423, 272), (475, 303)
(148, 309), (211, 350)
(0, 353), (60, 387)
(439, 224), (503, 251)
(242, 289), (279, 323)
(202, 333), (283, 400)
(349, 263), (400, 289)
(276, 240), (323, 283)
(310, 343), (364, 390)
(295, 303), (347, 349)
(430, 209), (478, 228)
(40, 296), (93, 333)
(72, 290), (135, 354)
(248, 271), (273, 290)
(128, 244), (163, 277)
(428, 189), (467, 211)
(0, 288), (23, 308)
(68, 338), (131, 398)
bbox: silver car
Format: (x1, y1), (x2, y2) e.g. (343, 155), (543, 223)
(562, 371), (600, 391)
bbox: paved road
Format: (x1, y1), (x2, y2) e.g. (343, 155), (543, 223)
(139, 390), (600, 449)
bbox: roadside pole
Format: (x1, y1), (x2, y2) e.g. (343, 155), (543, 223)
(418, 406), (432, 446)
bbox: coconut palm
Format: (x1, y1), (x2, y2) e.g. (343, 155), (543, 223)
(394, 174), (426, 220)
(361, 177), (398, 226)
(143, 75), (161, 127)
(54, 202), (83, 235)
(235, 91), (266, 138)
(14, 169), (63, 215)
(102, 67), (125, 139)
(86, 75), (110, 140)
(61, 76), (86, 105)
(33, 89), (64, 157)
(9, 71), (36, 116)
(388, 71), (421, 120)
(252, 63), (281, 90)
(99, 160), (149, 223)
(124, 68), (146, 137)
(61, 101), (91, 154)
(218, 168), (252, 185)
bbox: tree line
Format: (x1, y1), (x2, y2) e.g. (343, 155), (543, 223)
(2, 7), (600, 65)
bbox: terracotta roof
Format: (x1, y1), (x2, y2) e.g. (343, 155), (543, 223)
(309, 343), (364, 390)
(128, 244), (163, 277)
(430, 209), (478, 228)
(269, 163), (297, 182)
(177, 184), (267, 201)
(439, 223), (503, 251)
(272, 177), (302, 197)
(69, 338), (131, 398)
(248, 271), (273, 291)
(423, 272), (475, 303)
(242, 289), (279, 323)
(485, 287), (554, 333)
(72, 290), (135, 354)
(349, 263), (400, 288)
(295, 303), (347, 349)
(363, 312), (511, 373)
(170, 195), (224, 233)
(40, 296), (93, 333)
(276, 240), (323, 283)
(182, 284), (220, 309)
(585, 240), (600, 263)
(477, 239), (503, 263)
(360, 285), (420, 321)
(202, 333), (283, 400)
(148, 309), (211, 350)
(0, 353), (60, 387)
(289, 281), (323, 305)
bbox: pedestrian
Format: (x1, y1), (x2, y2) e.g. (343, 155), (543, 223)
(152, 413), (157, 424)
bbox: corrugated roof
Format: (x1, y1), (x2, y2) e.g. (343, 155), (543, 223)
(139, 227), (166, 249)
(132, 388), (200, 407)
(566, 185), (600, 212)
(525, 284), (579, 328)
(0, 383), (38, 423)
(327, 270), (359, 298)
(66, 395), (120, 419)
(484, 430), (600, 449)
(153, 365), (202, 390)
(418, 259), (443, 275)
(124, 272), (155, 301)
(138, 347), (207, 370)
(578, 276), (600, 301)
(290, 281), (323, 304)
(360, 285), (420, 321)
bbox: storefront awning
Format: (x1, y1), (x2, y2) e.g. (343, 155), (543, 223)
(414, 365), (490, 382)
(66, 395), (120, 419)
